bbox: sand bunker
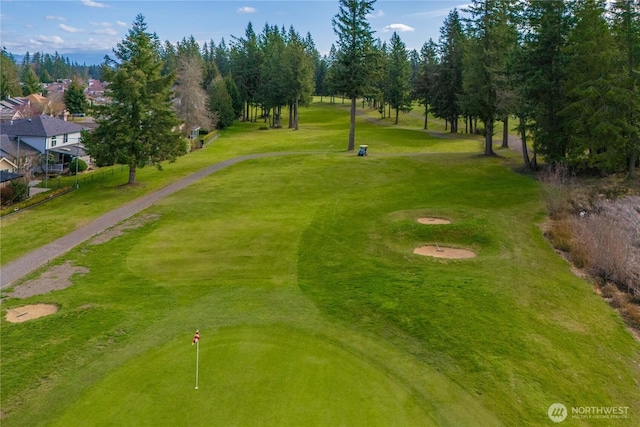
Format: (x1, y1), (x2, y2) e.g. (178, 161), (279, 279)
(417, 217), (451, 225)
(5, 304), (58, 323)
(413, 245), (476, 259)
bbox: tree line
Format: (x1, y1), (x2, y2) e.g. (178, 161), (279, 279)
(3, 0), (638, 179)
(159, 22), (318, 132)
(0, 48), (101, 98)
(325, 0), (639, 177)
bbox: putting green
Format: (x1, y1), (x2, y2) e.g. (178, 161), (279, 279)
(52, 326), (436, 426)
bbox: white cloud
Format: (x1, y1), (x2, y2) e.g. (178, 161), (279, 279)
(82, 0), (108, 8)
(116, 21), (127, 27)
(46, 15), (66, 21)
(90, 21), (112, 28)
(59, 24), (83, 33)
(411, 4), (471, 19)
(31, 35), (65, 46)
(366, 10), (385, 19)
(383, 23), (415, 33)
(94, 28), (117, 36)
(237, 6), (256, 14)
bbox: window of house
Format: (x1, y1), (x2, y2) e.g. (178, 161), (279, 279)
(51, 135), (57, 147)
(64, 134), (68, 143)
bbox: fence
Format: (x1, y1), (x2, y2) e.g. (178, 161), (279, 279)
(0, 165), (128, 217)
(73, 165), (128, 187)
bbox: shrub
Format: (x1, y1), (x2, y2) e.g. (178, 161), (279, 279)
(547, 218), (573, 252)
(622, 303), (640, 328)
(569, 243), (589, 269)
(569, 198), (640, 296)
(0, 186), (15, 205)
(0, 186), (74, 216)
(538, 164), (575, 220)
(9, 180), (29, 202)
(69, 158), (88, 175)
(610, 291), (630, 309)
(600, 283), (619, 299)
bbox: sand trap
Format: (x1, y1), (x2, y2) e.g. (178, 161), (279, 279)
(413, 245), (476, 259)
(5, 304), (58, 323)
(417, 217), (451, 225)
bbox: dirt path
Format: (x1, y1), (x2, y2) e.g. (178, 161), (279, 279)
(0, 152), (303, 289)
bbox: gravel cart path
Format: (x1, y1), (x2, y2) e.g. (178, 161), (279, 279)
(1, 152), (302, 290)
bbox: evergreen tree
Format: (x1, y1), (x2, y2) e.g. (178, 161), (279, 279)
(510, 19), (536, 169)
(611, 0), (640, 177)
(373, 40), (389, 117)
(463, 0), (516, 154)
(315, 56), (329, 100)
(208, 76), (235, 128)
(284, 27), (315, 130)
(414, 39), (439, 129)
(408, 48), (420, 102)
(22, 67), (42, 96)
(386, 32), (412, 124)
(522, 0), (571, 164)
(202, 40), (220, 89)
(561, 0), (630, 173)
(161, 40), (179, 76)
(64, 78), (88, 114)
(0, 49), (22, 99)
(432, 9), (464, 133)
(215, 38), (231, 77)
(230, 22), (262, 121)
(332, 0), (377, 151)
(225, 75), (243, 119)
(84, 14), (185, 185)
(258, 24), (288, 127)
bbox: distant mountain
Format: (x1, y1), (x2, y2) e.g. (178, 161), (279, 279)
(10, 52), (110, 66)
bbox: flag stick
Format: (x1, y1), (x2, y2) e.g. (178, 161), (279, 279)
(195, 338), (200, 390)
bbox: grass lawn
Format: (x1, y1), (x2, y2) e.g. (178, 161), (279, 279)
(1, 101), (639, 426)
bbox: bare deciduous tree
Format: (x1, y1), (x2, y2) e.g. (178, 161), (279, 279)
(176, 55), (214, 139)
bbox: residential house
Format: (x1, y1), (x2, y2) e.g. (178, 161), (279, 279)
(1, 115), (87, 173)
(0, 133), (41, 173)
(0, 169), (23, 190)
(85, 79), (105, 97)
(0, 97), (29, 122)
(25, 93), (48, 114)
(85, 80), (108, 105)
(43, 80), (70, 95)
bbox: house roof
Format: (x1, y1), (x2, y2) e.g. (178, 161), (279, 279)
(0, 115), (85, 138)
(0, 156), (18, 170)
(0, 169), (23, 183)
(26, 94), (47, 105)
(0, 97), (28, 108)
(0, 134), (40, 159)
(0, 107), (24, 122)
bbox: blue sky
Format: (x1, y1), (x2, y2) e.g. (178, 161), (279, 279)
(1, 0), (469, 62)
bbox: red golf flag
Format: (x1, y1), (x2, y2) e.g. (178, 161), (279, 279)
(192, 329), (200, 345)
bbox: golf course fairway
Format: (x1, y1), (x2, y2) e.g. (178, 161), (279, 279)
(2, 102), (639, 426)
